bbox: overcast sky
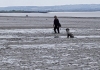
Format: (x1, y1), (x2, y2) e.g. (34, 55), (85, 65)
(0, 0), (100, 7)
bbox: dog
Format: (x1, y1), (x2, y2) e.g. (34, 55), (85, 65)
(66, 28), (74, 38)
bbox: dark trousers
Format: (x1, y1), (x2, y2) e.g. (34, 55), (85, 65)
(54, 27), (60, 33)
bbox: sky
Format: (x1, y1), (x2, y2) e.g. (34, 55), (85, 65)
(0, 0), (100, 7)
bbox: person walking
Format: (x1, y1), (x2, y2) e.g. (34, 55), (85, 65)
(53, 16), (61, 33)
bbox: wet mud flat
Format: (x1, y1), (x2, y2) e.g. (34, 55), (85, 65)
(0, 16), (100, 70)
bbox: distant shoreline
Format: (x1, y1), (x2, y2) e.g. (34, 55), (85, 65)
(0, 11), (48, 13)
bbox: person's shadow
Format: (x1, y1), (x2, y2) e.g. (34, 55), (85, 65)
(54, 34), (59, 38)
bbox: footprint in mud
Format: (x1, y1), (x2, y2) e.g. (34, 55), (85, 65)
(8, 38), (22, 41)
(33, 38), (39, 40)
(54, 34), (60, 38)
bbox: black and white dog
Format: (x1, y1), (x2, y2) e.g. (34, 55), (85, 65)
(66, 28), (74, 38)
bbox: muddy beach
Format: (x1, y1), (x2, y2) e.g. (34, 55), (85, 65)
(0, 16), (100, 70)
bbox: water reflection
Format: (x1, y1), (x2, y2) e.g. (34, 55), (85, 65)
(76, 35), (100, 38)
(53, 35), (100, 39)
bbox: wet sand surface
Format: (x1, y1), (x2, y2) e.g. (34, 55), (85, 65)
(0, 16), (100, 70)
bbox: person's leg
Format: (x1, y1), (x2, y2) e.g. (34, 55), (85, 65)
(57, 27), (60, 33)
(67, 34), (70, 38)
(54, 27), (57, 33)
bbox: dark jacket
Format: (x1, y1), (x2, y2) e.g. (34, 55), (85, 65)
(54, 19), (61, 27)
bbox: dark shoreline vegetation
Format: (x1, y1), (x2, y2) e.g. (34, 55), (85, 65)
(0, 10), (48, 13)
(0, 10), (100, 13)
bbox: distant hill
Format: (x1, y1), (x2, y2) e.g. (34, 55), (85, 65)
(0, 4), (100, 12)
